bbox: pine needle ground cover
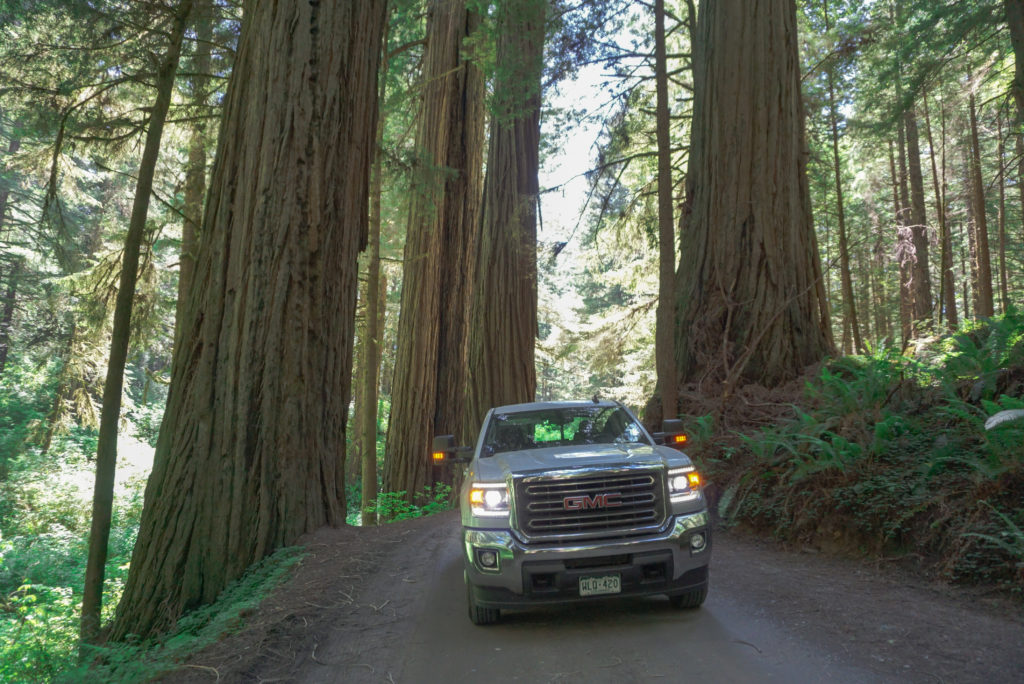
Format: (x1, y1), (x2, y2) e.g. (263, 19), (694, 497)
(691, 312), (1024, 594)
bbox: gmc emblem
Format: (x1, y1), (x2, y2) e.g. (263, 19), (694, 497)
(563, 492), (623, 510)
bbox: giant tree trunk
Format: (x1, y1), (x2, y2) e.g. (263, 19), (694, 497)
(384, 0), (484, 501)
(674, 0), (831, 390)
(654, 0), (678, 419)
(904, 108), (934, 330)
(111, 1), (386, 641)
(464, 0), (545, 439)
(81, 0), (194, 645)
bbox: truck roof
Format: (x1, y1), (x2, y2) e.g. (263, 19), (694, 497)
(490, 400), (620, 413)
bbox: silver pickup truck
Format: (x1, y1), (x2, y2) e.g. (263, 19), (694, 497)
(432, 399), (711, 625)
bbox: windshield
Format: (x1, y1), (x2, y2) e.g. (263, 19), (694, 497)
(481, 406), (649, 456)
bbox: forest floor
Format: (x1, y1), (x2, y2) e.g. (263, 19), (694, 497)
(159, 509), (1024, 684)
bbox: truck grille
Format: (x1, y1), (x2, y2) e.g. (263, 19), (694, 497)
(513, 469), (666, 542)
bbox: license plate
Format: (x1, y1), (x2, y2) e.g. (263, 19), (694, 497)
(579, 574), (621, 597)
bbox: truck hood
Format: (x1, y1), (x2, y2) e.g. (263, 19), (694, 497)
(470, 443), (692, 483)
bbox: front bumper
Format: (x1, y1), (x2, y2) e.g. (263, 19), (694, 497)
(464, 510), (711, 609)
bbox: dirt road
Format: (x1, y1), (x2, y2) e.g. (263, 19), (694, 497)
(173, 510), (1024, 683)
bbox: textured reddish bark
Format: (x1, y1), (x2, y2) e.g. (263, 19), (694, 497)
(675, 0), (832, 389)
(111, 1), (386, 640)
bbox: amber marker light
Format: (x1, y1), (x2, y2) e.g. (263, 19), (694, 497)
(671, 434), (689, 446)
(432, 451), (446, 464)
(687, 471), (701, 488)
(469, 489), (485, 505)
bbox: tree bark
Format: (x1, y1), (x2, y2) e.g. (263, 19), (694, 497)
(465, 0), (545, 439)
(654, 0), (678, 418)
(675, 0), (831, 390)
(384, 0), (485, 502)
(904, 108), (934, 330)
(111, 1), (386, 640)
(81, 0), (194, 645)
(967, 90), (995, 317)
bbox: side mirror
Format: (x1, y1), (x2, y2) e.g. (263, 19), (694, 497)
(654, 418), (689, 450)
(432, 435), (472, 465)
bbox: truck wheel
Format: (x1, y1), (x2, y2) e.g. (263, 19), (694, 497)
(466, 579), (500, 625)
(669, 585), (708, 609)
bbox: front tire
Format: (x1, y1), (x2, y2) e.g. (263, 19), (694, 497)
(466, 578), (500, 625)
(669, 584), (708, 609)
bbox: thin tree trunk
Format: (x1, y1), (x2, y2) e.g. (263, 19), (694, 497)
(346, 277), (367, 489)
(904, 108), (934, 329)
(384, 0), (485, 501)
(893, 132), (912, 348)
(964, 143), (980, 317)
(923, 92), (957, 329)
(111, 1), (386, 641)
(0, 262), (16, 377)
(81, 0), (194, 646)
(1006, 0), (1024, 124)
(0, 132), (18, 378)
(824, 0), (862, 354)
(654, 0), (677, 420)
(997, 112), (1009, 312)
(968, 89), (995, 317)
(465, 0), (545, 438)
(1018, 131), (1024, 287)
(675, 0), (831, 390)
(0, 135), (18, 378)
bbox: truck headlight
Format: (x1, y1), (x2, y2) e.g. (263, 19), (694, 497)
(668, 467), (702, 503)
(469, 483), (510, 517)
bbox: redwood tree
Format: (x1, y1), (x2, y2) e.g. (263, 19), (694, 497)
(111, 1), (386, 640)
(674, 0), (832, 390)
(384, 0), (484, 501)
(464, 0), (545, 438)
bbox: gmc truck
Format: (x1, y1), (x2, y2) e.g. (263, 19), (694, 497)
(432, 399), (711, 625)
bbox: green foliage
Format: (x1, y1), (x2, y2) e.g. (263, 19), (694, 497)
(712, 315), (1024, 591)
(0, 428), (135, 680)
(370, 484), (453, 523)
(0, 356), (58, 474)
(64, 546), (304, 684)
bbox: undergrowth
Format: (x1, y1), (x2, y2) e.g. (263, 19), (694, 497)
(689, 312), (1024, 594)
(370, 484), (453, 523)
(65, 546), (304, 683)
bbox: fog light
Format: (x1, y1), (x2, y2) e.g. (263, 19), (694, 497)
(478, 549), (499, 568)
(690, 533), (706, 551)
